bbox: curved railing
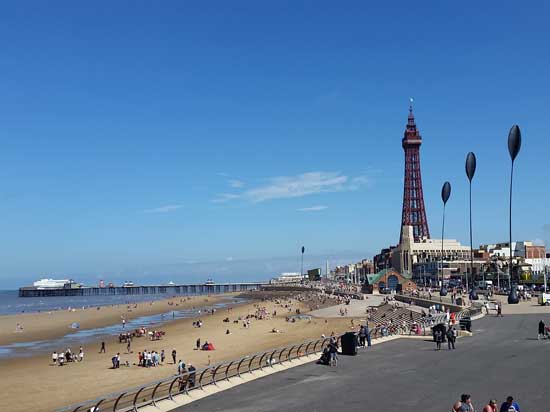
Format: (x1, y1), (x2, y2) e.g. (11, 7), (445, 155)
(58, 336), (335, 412)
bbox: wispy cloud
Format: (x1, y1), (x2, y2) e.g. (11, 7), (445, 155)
(213, 171), (367, 204)
(297, 205), (328, 212)
(212, 194), (240, 203)
(228, 179), (245, 188)
(145, 204), (183, 213)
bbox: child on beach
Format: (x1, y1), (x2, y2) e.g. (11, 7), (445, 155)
(52, 351), (58, 365)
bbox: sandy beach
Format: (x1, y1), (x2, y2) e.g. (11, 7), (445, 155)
(2, 290), (357, 412)
(0, 294), (236, 346)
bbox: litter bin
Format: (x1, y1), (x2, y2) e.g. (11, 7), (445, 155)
(340, 332), (358, 356)
(431, 323), (447, 342)
(459, 316), (472, 332)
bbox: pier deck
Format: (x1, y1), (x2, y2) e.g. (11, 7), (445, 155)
(18, 282), (265, 297)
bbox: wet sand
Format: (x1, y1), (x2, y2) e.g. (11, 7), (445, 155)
(0, 294), (235, 346)
(1, 292), (355, 412)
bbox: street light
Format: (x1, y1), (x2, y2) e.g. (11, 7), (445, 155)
(440, 181), (451, 296)
(507, 125), (521, 304)
(465, 152), (476, 296)
(301, 246), (305, 280)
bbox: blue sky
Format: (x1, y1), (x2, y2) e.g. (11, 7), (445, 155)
(1, 2), (549, 288)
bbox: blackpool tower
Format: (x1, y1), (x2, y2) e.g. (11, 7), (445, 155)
(400, 103), (430, 243)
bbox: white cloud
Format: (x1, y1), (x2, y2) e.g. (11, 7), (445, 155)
(212, 193), (241, 203)
(297, 205), (328, 212)
(213, 171), (368, 203)
(144, 204), (183, 213)
(228, 179), (245, 188)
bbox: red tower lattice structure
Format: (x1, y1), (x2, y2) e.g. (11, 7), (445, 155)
(400, 104), (430, 243)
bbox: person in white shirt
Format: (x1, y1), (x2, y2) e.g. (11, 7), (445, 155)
(52, 351), (58, 365)
(79, 347), (84, 362)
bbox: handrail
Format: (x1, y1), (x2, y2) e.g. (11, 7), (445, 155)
(57, 330), (418, 412)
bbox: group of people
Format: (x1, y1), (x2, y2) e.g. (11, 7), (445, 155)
(51, 347), (84, 366)
(453, 394), (521, 412)
(433, 325), (458, 350)
(137, 349), (165, 367)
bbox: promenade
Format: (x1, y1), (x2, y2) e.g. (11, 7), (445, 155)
(178, 313), (550, 411)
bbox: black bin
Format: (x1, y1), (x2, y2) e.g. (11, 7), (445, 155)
(431, 323), (447, 342)
(459, 316), (472, 332)
(340, 332), (358, 356)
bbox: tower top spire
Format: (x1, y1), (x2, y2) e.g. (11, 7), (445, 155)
(407, 97), (415, 127)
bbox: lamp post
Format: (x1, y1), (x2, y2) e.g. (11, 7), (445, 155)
(507, 125), (521, 304)
(440, 181), (451, 296)
(465, 152), (476, 299)
(301, 246), (305, 280)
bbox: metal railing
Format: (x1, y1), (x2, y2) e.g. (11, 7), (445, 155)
(58, 336), (336, 412)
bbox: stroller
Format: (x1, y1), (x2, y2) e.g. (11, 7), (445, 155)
(317, 347), (330, 366)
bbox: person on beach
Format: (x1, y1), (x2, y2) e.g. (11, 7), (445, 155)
(196, 338), (201, 350)
(58, 353), (65, 366)
(122, 318), (126, 329)
(161, 349), (165, 364)
(79, 347), (84, 362)
(100, 342), (106, 353)
(127, 339), (131, 353)
(51, 351), (58, 365)
(171, 349), (177, 364)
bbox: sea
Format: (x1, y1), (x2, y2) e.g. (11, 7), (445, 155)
(0, 290), (247, 359)
(0, 290), (202, 316)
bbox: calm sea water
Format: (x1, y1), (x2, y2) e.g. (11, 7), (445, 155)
(0, 290), (209, 316)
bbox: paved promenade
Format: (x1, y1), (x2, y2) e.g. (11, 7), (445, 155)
(179, 312), (550, 411)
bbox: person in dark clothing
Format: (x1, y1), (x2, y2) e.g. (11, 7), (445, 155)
(499, 396), (520, 412)
(434, 329), (443, 350)
(358, 326), (366, 347)
(196, 338), (201, 350)
(171, 349), (177, 364)
(447, 326), (456, 350)
(365, 324), (372, 347)
(538, 320), (545, 340)
(328, 340), (338, 366)
(100, 342), (106, 353)
(187, 364), (196, 387)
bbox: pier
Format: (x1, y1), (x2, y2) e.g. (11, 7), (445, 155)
(18, 282), (266, 297)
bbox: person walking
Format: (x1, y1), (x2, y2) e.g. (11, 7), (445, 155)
(100, 341), (106, 353)
(358, 325), (366, 347)
(365, 324), (372, 347)
(434, 329), (443, 350)
(497, 303), (502, 317)
(538, 320), (545, 340)
(171, 349), (177, 364)
(126, 339), (131, 354)
(499, 396), (520, 412)
(447, 326), (456, 350)
(328, 339), (338, 367)
(453, 394), (474, 411)
(160, 349), (165, 364)
(482, 399), (498, 412)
